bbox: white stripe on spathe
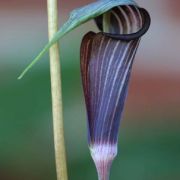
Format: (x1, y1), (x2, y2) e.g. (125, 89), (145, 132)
(111, 10), (123, 34)
(99, 42), (131, 143)
(95, 41), (120, 141)
(118, 6), (131, 33)
(93, 36), (106, 123)
(108, 40), (140, 143)
(92, 38), (112, 134)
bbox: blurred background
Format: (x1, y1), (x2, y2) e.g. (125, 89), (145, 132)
(0, 0), (180, 179)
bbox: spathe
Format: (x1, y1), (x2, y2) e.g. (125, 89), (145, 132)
(80, 5), (150, 180)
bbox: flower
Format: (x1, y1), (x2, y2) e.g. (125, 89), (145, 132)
(80, 5), (150, 180)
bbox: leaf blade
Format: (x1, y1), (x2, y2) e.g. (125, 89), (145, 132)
(18, 0), (136, 79)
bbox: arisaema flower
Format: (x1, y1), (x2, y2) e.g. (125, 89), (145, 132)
(80, 5), (150, 180)
(18, 1), (150, 179)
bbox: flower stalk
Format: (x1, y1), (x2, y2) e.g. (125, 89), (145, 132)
(47, 0), (68, 180)
(103, 12), (111, 33)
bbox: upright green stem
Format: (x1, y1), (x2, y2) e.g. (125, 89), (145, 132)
(103, 12), (110, 33)
(47, 0), (68, 180)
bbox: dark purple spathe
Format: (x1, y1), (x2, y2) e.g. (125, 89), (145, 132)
(81, 32), (140, 145)
(80, 5), (150, 180)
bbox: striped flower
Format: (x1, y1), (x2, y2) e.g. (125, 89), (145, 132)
(80, 5), (150, 180)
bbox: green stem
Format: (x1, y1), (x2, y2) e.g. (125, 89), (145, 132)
(47, 0), (68, 180)
(103, 11), (110, 33)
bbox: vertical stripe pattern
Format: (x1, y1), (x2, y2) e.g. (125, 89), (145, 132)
(81, 5), (144, 146)
(81, 33), (139, 145)
(80, 4), (150, 180)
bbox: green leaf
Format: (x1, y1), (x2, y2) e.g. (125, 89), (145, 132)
(18, 0), (136, 79)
